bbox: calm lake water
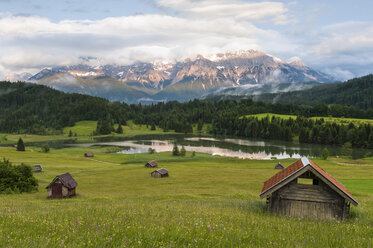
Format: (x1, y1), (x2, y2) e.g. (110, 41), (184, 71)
(67, 134), (366, 160)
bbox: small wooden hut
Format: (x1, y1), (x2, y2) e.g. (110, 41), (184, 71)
(151, 168), (169, 178)
(84, 153), (94, 157)
(33, 164), (43, 173)
(145, 160), (158, 168)
(274, 162), (284, 170)
(260, 157), (358, 220)
(46, 173), (78, 199)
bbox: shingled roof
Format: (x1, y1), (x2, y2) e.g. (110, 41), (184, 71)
(260, 157), (358, 206)
(154, 168), (168, 175)
(146, 160), (158, 167)
(46, 172), (78, 189)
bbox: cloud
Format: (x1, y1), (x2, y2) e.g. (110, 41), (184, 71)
(305, 21), (373, 79)
(157, 0), (290, 24)
(0, 6), (286, 76)
(0, 1), (372, 81)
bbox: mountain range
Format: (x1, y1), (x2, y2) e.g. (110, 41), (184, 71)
(18, 50), (333, 103)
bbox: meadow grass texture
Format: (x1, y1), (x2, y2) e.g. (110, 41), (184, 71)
(0, 145), (373, 247)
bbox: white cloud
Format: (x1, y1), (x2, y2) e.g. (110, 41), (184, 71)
(157, 0), (290, 24)
(0, 1), (372, 81)
(0, 4), (287, 77)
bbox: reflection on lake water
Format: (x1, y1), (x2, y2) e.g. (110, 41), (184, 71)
(69, 134), (363, 160)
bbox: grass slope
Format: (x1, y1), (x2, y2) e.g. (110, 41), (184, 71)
(244, 113), (373, 125)
(0, 144), (373, 247)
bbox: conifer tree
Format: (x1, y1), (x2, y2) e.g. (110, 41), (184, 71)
(180, 146), (186, 157)
(172, 143), (180, 156)
(16, 138), (25, 151)
(116, 124), (123, 134)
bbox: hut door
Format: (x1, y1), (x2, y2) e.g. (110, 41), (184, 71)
(52, 183), (63, 198)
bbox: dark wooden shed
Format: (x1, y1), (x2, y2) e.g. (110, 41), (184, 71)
(145, 160), (158, 168)
(151, 168), (169, 178)
(260, 157), (358, 220)
(46, 173), (78, 199)
(33, 164), (43, 173)
(84, 153), (94, 157)
(274, 162), (284, 170)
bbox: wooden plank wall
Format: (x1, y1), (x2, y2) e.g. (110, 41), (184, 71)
(267, 178), (347, 220)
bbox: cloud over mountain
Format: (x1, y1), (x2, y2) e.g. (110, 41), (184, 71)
(0, 0), (372, 80)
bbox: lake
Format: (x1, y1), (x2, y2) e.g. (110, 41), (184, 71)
(69, 134), (366, 159)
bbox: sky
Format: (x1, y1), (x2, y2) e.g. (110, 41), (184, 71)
(0, 0), (372, 80)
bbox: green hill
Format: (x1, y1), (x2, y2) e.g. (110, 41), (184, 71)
(254, 74), (373, 109)
(0, 81), (129, 133)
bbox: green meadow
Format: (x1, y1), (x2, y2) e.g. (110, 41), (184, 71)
(0, 140), (373, 247)
(245, 113), (373, 125)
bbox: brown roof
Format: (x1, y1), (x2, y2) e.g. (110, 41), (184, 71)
(146, 160), (158, 167)
(153, 168), (168, 175)
(260, 157), (358, 205)
(46, 172), (78, 189)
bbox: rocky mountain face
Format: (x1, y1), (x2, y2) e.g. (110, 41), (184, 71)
(26, 50), (333, 103)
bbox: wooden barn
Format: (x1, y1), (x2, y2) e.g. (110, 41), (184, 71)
(46, 173), (78, 199)
(274, 162), (284, 170)
(260, 157), (358, 220)
(33, 164), (43, 173)
(84, 153), (94, 157)
(151, 168), (169, 178)
(145, 160), (158, 168)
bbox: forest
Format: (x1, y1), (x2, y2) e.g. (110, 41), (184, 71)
(1, 74), (373, 149)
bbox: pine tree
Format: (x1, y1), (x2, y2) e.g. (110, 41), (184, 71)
(180, 146), (186, 157)
(17, 138), (25, 151)
(172, 143), (180, 156)
(116, 124), (123, 134)
(197, 119), (203, 131)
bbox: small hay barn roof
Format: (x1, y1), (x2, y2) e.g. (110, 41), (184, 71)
(260, 157), (358, 206)
(153, 168), (168, 175)
(46, 172), (78, 189)
(146, 160), (158, 167)
(274, 162), (284, 169)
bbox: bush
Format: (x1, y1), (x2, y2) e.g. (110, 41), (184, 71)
(322, 148), (329, 160)
(42, 144), (50, 153)
(0, 159), (38, 193)
(148, 148), (156, 154)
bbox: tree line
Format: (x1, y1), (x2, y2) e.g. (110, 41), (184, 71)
(2, 81), (373, 149)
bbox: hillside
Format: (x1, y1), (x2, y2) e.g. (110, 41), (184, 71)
(0, 81), (129, 133)
(253, 74), (373, 109)
(205, 75), (373, 110)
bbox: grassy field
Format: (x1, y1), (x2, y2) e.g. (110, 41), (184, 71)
(0, 143), (373, 247)
(244, 113), (373, 125)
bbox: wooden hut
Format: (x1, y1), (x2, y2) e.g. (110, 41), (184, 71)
(33, 164), (43, 173)
(260, 157), (358, 220)
(84, 153), (94, 157)
(145, 160), (158, 168)
(46, 173), (78, 199)
(151, 168), (169, 178)
(274, 162), (284, 170)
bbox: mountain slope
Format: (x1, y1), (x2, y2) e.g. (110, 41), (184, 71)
(34, 73), (151, 103)
(27, 50), (333, 103)
(252, 74), (373, 109)
(203, 81), (321, 101)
